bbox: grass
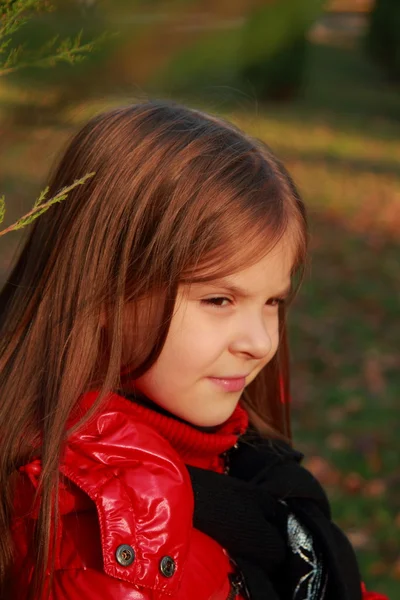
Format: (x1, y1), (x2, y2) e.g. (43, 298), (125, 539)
(0, 27), (399, 597)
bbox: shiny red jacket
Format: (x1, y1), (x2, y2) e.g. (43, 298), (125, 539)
(11, 391), (388, 599)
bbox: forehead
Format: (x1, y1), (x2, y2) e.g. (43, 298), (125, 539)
(216, 240), (292, 284)
(187, 237), (294, 296)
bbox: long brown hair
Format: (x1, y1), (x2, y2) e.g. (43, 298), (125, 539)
(0, 100), (307, 597)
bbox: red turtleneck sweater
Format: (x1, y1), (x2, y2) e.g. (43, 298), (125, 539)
(72, 389), (250, 473)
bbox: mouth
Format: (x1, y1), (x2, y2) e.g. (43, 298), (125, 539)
(207, 376), (247, 392)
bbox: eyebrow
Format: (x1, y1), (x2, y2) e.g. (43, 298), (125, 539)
(196, 279), (292, 299)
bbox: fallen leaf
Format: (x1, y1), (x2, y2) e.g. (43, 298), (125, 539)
(342, 472), (365, 494)
(346, 529), (371, 550)
(327, 405), (347, 424)
(364, 479), (387, 498)
(344, 397), (363, 415)
(327, 432), (349, 451)
(303, 455), (341, 486)
(391, 556), (400, 581)
(369, 561), (388, 577)
(366, 449), (384, 474)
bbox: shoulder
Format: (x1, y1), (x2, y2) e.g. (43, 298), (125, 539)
(62, 391), (194, 519)
(13, 393), (235, 599)
(64, 392), (189, 481)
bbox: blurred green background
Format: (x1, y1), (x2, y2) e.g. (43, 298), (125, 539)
(0, 0), (399, 596)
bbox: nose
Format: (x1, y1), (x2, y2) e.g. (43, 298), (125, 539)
(230, 312), (275, 360)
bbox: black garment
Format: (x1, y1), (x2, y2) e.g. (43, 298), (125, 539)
(186, 430), (362, 600)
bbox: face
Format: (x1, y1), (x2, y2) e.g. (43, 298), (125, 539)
(133, 238), (294, 428)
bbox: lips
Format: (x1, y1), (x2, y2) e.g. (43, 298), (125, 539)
(208, 376), (246, 392)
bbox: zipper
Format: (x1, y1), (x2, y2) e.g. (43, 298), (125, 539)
(226, 571), (245, 600)
(222, 441), (239, 475)
(225, 556), (251, 600)
(222, 441), (250, 599)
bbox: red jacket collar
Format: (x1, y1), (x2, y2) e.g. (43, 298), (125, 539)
(72, 390), (249, 470)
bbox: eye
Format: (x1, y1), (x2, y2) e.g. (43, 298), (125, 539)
(201, 297), (231, 308)
(267, 297), (286, 308)
(201, 296), (287, 309)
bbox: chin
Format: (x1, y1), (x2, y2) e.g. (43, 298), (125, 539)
(191, 407), (237, 429)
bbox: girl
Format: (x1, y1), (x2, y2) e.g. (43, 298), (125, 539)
(0, 100), (387, 600)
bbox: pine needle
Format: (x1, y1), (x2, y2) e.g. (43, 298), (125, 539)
(0, 172), (95, 237)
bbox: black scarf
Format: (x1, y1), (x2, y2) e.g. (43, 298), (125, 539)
(186, 430), (362, 600)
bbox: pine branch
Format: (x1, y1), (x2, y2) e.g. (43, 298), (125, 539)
(0, 37), (96, 75)
(0, 1), (110, 77)
(0, 172), (95, 237)
(0, 1), (52, 41)
(0, 195), (5, 225)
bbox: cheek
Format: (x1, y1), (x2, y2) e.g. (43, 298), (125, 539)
(163, 318), (218, 372)
(270, 321), (280, 354)
(135, 322), (217, 395)
(167, 301), (225, 362)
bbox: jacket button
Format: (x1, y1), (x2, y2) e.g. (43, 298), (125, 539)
(159, 556), (176, 578)
(115, 544), (135, 567)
